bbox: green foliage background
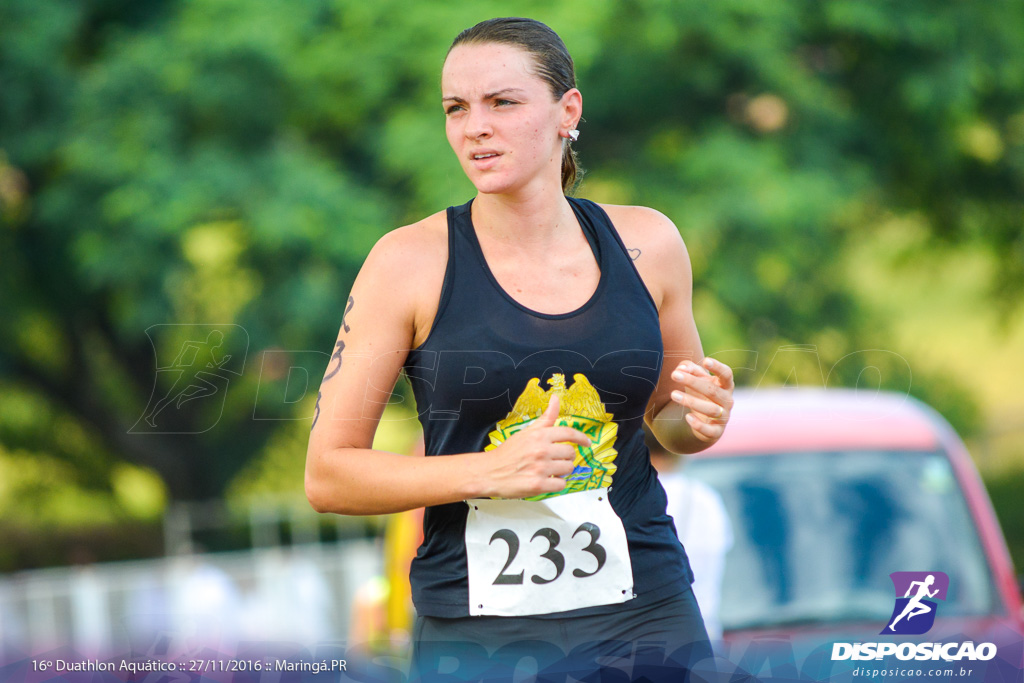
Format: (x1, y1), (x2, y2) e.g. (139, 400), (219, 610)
(1, 0), (1022, 569)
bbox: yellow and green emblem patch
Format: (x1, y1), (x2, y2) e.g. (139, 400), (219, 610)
(485, 373), (618, 501)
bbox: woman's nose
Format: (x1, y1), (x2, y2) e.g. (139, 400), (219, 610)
(464, 106), (493, 139)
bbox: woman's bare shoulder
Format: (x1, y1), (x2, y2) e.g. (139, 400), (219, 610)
(595, 203), (691, 309)
(367, 210), (448, 269)
(596, 203), (686, 253)
(360, 209), (449, 346)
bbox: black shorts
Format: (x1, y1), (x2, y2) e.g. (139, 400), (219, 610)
(409, 587), (714, 682)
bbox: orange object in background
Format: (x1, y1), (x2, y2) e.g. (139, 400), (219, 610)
(383, 505), (424, 639)
(349, 438), (424, 652)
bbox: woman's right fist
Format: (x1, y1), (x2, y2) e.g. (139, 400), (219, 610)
(481, 394), (591, 499)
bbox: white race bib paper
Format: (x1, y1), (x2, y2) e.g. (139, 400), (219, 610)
(465, 488), (634, 617)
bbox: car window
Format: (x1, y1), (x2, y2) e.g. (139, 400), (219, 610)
(685, 450), (997, 631)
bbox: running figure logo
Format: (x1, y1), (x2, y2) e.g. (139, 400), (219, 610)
(881, 571), (949, 635)
(132, 324), (248, 433)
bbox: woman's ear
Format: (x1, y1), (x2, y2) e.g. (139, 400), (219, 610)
(559, 88), (583, 136)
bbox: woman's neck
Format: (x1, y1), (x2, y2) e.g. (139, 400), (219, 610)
(471, 185), (578, 248)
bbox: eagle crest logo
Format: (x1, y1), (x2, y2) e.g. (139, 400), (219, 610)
(485, 373), (618, 501)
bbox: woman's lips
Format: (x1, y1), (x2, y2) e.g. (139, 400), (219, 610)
(470, 150), (502, 169)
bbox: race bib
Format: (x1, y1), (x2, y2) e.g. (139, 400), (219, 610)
(465, 488), (633, 617)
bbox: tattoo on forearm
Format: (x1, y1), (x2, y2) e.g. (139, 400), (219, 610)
(342, 295), (355, 333)
(311, 391), (322, 431)
(324, 340), (345, 381)
(628, 248), (641, 261)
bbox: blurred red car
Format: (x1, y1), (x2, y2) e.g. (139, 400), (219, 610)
(683, 388), (1023, 645)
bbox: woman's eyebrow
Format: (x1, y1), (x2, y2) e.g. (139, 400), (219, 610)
(483, 88), (526, 99)
(442, 88), (527, 103)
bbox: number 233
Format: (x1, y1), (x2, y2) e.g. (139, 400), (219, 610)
(488, 522), (608, 586)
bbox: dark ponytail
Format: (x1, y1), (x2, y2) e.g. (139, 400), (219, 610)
(448, 17), (583, 194)
(561, 143), (580, 194)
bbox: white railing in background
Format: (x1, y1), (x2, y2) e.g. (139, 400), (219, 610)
(0, 540), (382, 658)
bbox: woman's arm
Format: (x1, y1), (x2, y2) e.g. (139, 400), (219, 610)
(304, 220), (589, 515)
(600, 205), (734, 454)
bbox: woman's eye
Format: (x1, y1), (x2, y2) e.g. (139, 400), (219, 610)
(495, 99), (516, 107)
(445, 104), (465, 115)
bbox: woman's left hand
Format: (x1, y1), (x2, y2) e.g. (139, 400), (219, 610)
(669, 357), (735, 443)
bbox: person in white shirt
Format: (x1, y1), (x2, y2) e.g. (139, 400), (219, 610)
(646, 427), (734, 642)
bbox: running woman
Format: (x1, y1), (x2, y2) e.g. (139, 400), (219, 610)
(305, 17), (735, 681)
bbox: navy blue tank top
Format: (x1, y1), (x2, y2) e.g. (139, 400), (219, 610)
(403, 197), (693, 618)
